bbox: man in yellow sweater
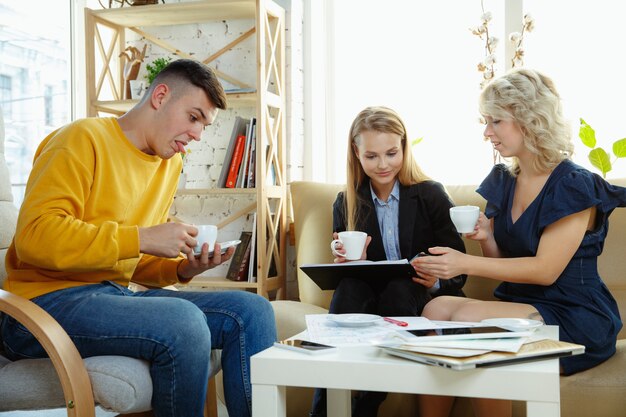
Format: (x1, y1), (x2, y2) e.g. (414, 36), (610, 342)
(1, 59), (276, 417)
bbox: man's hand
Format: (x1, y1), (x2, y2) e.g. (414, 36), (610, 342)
(139, 222), (198, 258)
(177, 243), (237, 280)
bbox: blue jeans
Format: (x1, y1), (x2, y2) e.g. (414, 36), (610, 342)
(0, 281), (277, 417)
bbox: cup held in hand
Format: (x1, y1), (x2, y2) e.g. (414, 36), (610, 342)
(449, 206), (480, 234)
(194, 224), (218, 253)
(330, 231), (367, 260)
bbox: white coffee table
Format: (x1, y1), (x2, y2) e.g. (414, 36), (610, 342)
(251, 325), (561, 417)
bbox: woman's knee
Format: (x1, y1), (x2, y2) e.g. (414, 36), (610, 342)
(448, 300), (486, 322)
(422, 296), (457, 320)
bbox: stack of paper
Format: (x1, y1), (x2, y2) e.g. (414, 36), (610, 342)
(381, 338), (585, 371)
(376, 322), (585, 370)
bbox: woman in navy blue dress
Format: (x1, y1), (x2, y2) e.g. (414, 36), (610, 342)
(413, 68), (626, 417)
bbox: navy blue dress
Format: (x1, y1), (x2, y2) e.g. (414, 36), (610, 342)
(477, 160), (626, 375)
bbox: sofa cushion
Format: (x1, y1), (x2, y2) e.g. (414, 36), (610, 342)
(560, 339), (626, 416)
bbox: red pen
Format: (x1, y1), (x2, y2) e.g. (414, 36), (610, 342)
(383, 317), (408, 327)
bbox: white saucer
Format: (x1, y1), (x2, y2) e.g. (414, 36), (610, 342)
(327, 314), (383, 327)
(481, 318), (544, 331)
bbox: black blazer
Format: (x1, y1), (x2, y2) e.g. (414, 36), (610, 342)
(332, 179), (467, 297)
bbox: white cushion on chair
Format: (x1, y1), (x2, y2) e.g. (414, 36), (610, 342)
(0, 350), (223, 413)
(0, 355), (152, 413)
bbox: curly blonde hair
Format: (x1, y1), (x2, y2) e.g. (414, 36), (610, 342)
(479, 68), (573, 176)
(344, 106), (429, 230)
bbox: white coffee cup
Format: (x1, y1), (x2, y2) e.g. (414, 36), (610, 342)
(449, 206), (480, 234)
(194, 224), (218, 253)
(330, 231), (367, 261)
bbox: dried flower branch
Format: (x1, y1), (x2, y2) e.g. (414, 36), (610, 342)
(471, 3), (535, 89)
(471, 5), (497, 89)
(508, 14), (535, 68)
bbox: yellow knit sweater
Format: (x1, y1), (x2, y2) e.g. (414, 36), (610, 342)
(5, 117), (184, 299)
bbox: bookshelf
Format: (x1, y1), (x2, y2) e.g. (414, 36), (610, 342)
(84, 0), (287, 299)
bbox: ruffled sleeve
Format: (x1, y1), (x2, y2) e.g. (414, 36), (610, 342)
(476, 164), (513, 219)
(539, 162), (626, 229)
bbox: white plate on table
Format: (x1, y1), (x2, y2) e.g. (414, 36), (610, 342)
(480, 318), (544, 331)
(327, 314), (383, 327)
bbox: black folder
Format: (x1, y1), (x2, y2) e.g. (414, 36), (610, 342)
(300, 259), (418, 290)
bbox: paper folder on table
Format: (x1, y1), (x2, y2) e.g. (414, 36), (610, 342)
(383, 338), (585, 371)
(300, 259), (417, 290)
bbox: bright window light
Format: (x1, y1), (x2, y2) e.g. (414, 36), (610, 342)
(328, 0), (626, 185)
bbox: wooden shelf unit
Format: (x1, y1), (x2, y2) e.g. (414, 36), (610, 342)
(84, 0), (287, 299)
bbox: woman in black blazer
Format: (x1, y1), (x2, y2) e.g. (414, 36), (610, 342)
(310, 107), (466, 417)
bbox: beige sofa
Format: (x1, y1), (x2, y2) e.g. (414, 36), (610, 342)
(271, 180), (626, 417)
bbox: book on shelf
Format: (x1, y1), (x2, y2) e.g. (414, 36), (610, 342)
(300, 259), (417, 290)
(245, 124), (256, 188)
(218, 116), (248, 188)
(226, 231), (253, 281)
(225, 134), (246, 188)
(247, 213), (257, 282)
(236, 118), (256, 188)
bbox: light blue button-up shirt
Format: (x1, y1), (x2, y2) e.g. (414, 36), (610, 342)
(370, 180), (440, 292)
(370, 181), (401, 260)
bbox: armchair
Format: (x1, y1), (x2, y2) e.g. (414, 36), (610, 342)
(0, 109), (220, 416)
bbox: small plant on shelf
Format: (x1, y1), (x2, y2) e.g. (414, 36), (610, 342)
(145, 57), (172, 85)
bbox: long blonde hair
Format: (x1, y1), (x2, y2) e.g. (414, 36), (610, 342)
(479, 68), (573, 176)
(345, 106), (429, 230)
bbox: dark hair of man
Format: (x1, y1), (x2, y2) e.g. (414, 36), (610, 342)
(150, 58), (228, 110)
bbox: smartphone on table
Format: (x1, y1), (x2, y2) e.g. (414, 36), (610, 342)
(273, 339), (337, 355)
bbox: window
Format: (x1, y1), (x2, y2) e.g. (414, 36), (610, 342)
(0, 0), (71, 206)
(310, 0), (626, 186)
(0, 75), (12, 120)
(325, 0), (504, 185)
(523, 0), (626, 179)
(44, 85), (53, 126)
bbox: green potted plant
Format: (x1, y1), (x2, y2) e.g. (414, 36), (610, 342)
(145, 56), (172, 86)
